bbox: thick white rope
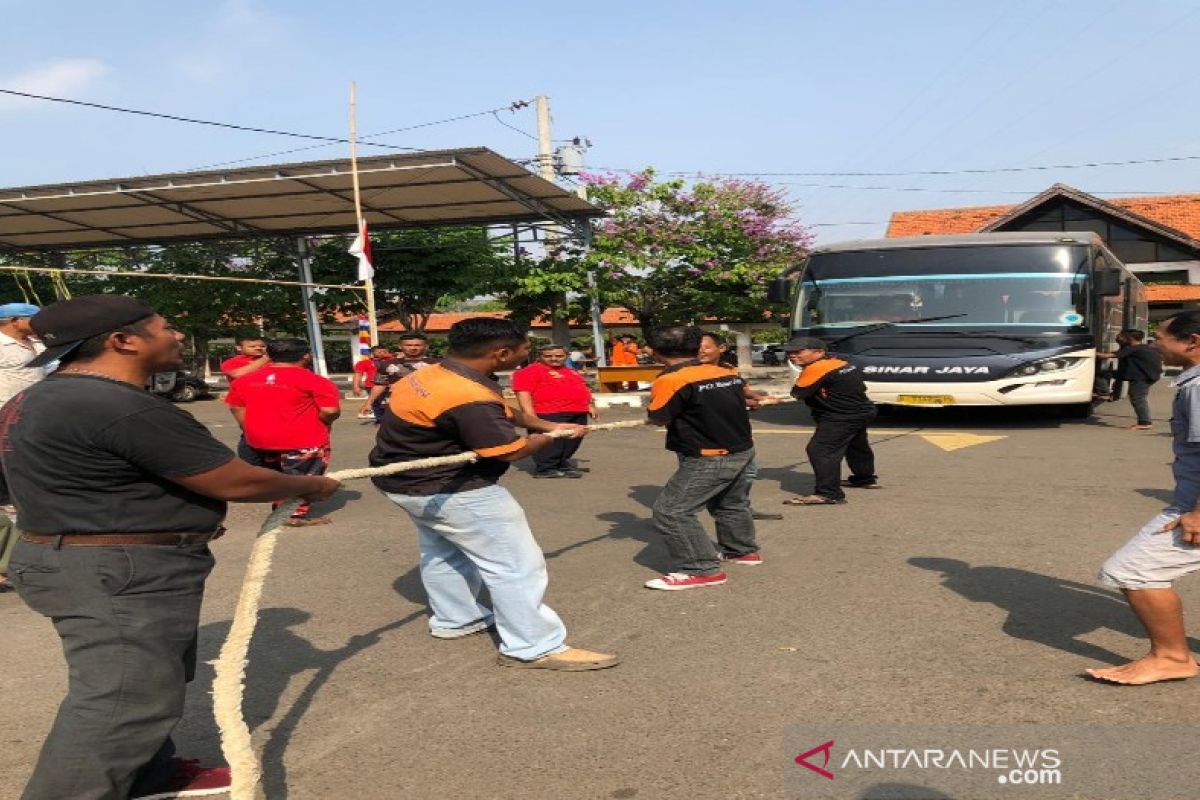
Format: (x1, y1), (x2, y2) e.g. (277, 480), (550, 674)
(212, 419), (646, 799)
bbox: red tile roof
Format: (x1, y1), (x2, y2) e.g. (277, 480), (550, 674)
(887, 193), (1200, 240)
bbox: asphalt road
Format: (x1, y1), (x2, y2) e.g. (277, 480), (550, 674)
(2, 387), (1195, 800)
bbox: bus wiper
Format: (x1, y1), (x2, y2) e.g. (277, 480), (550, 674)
(827, 314), (968, 344)
(915, 330), (1050, 345)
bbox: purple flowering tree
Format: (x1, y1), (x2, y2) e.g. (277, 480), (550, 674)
(580, 169), (813, 334)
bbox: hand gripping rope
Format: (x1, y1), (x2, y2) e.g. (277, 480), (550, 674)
(211, 420), (646, 799)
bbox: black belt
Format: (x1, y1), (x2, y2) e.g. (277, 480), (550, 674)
(20, 528), (226, 548)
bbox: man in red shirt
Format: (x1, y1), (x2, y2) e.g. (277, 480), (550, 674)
(221, 335), (271, 466)
(225, 338), (342, 526)
(513, 344), (597, 478)
(353, 345), (391, 419)
(220, 335), (269, 382)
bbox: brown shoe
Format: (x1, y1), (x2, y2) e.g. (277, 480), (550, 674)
(497, 647), (620, 671)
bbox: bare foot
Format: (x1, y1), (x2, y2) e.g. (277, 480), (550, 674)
(1085, 655), (1199, 685)
(1126, 424), (1153, 430)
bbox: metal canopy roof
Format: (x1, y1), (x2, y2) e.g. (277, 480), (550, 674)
(0, 147), (602, 251)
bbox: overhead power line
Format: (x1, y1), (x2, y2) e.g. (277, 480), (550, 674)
(591, 151), (1200, 179)
(184, 99), (535, 172)
(0, 87), (427, 150)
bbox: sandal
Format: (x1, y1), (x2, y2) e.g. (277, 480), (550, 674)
(840, 480), (880, 489)
(782, 495), (844, 506)
(285, 516), (332, 527)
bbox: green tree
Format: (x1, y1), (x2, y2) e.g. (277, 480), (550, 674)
(310, 227), (510, 331)
(581, 169), (813, 335)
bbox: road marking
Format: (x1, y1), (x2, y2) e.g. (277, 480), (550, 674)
(917, 433), (1007, 451)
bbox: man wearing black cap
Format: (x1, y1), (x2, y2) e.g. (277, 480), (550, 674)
(783, 336), (879, 506)
(0, 295), (340, 800)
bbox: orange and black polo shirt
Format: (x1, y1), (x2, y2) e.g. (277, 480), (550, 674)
(369, 360), (526, 496)
(647, 360), (753, 457)
(790, 357), (875, 418)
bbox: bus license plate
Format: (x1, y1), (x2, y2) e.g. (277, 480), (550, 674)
(897, 394), (955, 406)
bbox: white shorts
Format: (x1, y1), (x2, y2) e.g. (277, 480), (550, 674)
(1098, 511), (1200, 590)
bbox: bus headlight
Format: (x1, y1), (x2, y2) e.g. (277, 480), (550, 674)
(1007, 357), (1086, 377)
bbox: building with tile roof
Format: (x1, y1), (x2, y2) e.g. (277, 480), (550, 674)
(887, 184), (1200, 318)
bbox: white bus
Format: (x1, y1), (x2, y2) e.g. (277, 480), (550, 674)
(768, 232), (1147, 416)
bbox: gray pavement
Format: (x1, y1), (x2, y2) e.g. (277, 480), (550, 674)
(2, 387), (1195, 799)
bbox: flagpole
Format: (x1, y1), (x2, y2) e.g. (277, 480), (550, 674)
(349, 81), (380, 346)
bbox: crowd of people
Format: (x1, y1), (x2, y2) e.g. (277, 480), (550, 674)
(4, 292), (1199, 797)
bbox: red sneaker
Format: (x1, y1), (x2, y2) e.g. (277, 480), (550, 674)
(720, 552), (763, 566)
(132, 758), (232, 799)
(644, 571), (728, 590)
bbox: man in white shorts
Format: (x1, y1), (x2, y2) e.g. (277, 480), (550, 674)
(1093, 310), (1200, 684)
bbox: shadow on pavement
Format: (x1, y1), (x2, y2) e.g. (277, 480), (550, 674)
(309, 488), (362, 517)
(1135, 487), (1176, 505)
(195, 605), (422, 799)
(908, 558), (1200, 665)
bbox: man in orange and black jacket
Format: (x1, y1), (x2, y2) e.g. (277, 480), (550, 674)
(643, 326), (762, 591)
(785, 336), (878, 505)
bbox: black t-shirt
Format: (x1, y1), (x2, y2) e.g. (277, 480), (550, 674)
(646, 360), (753, 457)
(1116, 344), (1163, 383)
(370, 361), (527, 496)
(374, 357), (442, 388)
(791, 357), (876, 418)
(0, 374), (236, 534)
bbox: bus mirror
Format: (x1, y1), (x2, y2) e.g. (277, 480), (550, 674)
(767, 278), (794, 305)
(1094, 269), (1122, 297)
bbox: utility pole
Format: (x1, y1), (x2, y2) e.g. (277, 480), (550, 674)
(534, 95), (572, 347)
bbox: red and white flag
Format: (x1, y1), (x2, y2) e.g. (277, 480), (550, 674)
(348, 221), (374, 282)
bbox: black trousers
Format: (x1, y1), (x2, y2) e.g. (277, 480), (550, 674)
(533, 411), (588, 472)
(806, 413), (877, 501)
(8, 539), (215, 800)
(1127, 380), (1154, 425)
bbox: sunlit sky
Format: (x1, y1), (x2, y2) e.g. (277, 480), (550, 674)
(4, 0), (1200, 242)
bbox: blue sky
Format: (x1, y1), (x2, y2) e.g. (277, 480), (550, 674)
(3, 0), (1200, 242)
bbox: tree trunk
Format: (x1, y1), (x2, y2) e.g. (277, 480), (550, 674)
(550, 292), (572, 346)
(194, 335), (211, 378)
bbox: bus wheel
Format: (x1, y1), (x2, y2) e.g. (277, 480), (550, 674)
(1059, 402), (1093, 420)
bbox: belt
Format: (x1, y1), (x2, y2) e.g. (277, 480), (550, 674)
(20, 528), (226, 548)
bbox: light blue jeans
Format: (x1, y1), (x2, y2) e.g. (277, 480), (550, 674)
(384, 484), (568, 661)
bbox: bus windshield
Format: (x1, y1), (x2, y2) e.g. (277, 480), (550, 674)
(797, 244), (1090, 330)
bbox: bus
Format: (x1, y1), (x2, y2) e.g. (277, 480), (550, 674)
(767, 232), (1147, 415)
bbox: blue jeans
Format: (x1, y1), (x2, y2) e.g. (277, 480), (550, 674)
(383, 484), (568, 661)
(654, 449), (758, 575)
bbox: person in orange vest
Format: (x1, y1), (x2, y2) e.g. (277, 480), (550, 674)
(608, 334), (641, 391)
(782, 337), (878, 505)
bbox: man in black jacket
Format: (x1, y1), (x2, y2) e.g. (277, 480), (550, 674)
(1101, 330), (1164, 430)
(784, 337), (878, 506)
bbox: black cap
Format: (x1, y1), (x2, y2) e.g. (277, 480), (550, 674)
(29, 295), (157, 368)
(781, 336), (828, 352)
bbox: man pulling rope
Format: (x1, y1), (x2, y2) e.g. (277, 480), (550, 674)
(214, 418), (645, 799)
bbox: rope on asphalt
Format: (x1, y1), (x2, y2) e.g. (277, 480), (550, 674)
(212, 419), (647, 799)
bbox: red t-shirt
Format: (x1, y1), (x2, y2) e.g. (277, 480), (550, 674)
(225, 366), (341, 450)
(353, 358), (378, 388)
(511, 362), (592, 414)
(220, 354), (269, 381)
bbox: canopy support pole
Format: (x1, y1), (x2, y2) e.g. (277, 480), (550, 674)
(295, 236), (329, 377)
